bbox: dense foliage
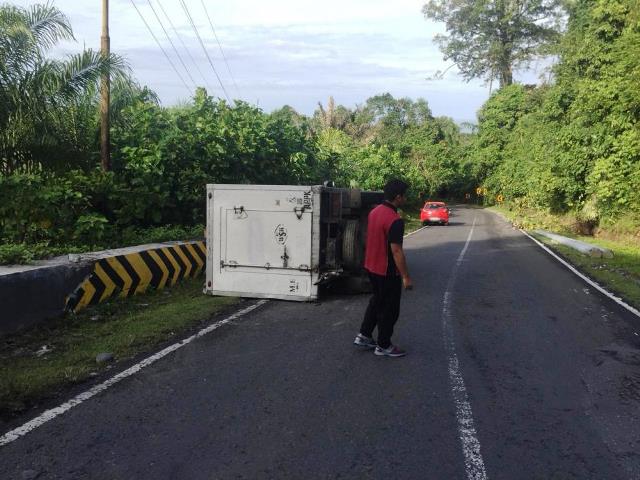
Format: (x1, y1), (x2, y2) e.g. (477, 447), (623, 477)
(1, 0), (638, 263)
(473, 0), (640, 233)
(0, 5), (466, 263)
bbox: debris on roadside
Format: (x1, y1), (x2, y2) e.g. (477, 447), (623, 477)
(34, 345), (51, 357)
(96, 352), (115, 364)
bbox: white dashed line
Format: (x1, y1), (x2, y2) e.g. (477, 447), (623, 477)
(0, 300), (268, 447)
(442, 217), (488, 480)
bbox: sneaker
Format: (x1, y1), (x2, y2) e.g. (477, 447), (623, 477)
(374, 345), (407, 357)
(353, 333), (377, 349)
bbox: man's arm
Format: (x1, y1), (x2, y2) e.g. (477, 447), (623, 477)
(390, 243), (413, 290)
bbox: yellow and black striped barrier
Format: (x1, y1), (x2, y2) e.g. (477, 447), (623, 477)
(65, 241), (206, 313)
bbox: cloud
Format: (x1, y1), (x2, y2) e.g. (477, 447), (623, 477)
(14, 0), (495, 122)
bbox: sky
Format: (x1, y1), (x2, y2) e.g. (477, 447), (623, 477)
(13, 0), (548, 123)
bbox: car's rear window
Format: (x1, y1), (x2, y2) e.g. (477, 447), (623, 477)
(426, 204), (442, 209)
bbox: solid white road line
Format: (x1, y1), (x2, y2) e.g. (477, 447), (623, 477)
(0, 300), (268, 448)
(442, 217), (488, 480)
(520, 230), (640, 320)
(404, 225), (429, 238)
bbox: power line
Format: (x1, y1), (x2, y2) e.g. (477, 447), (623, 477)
(145, 0), (198, 88)
(129, 0), (191, 93)
(155, 0), (212, 91)
(200, 0), (240, 98)
(177, 0), (231, 102)
(178, 0), (230, 102)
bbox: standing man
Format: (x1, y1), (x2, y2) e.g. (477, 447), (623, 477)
(354, 179), (413, 357)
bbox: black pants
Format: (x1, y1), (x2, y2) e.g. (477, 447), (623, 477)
(360, 273), (402, 349)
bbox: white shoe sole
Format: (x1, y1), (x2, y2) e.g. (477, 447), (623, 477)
(374, 349), (407, 357)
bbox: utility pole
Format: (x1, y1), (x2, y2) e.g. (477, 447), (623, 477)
(100, 0), (110, 171)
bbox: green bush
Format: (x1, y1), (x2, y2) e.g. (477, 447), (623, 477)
(0, 244), (34, 265)
(74, 213), (111, 244)
(469, 0), (639, 227)
(120, 225), (204, 246)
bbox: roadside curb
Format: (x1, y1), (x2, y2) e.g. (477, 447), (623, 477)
(533, 230), (613, 258)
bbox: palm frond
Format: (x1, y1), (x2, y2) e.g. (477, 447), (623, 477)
(0, 3), (73, 78)
(24, 3), (74, 52)
(0, 6), (38, 76)
(52, 49), (128, 101)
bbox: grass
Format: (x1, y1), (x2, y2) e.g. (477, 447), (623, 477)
(491, 205), (640, 309)
(400, 205), (425, 233)
(0, 277), (237, 419)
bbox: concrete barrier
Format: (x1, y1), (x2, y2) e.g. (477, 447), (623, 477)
(534, 230), (614, 258)
(65, 241), (206, 313)
(0, 262), (93, 336)
(0, 241), (206, 337)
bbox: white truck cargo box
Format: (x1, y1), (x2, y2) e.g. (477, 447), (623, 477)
(205, 184), (321, 301)
(204, 183), (384, 302)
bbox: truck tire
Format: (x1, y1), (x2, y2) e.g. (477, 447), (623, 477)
(342, 220), (361, 270)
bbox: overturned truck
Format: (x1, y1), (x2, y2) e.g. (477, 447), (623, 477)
(204, 184), (384, 301)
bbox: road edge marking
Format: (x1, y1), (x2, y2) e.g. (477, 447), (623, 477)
(0, 300), (269, 448)
(520, 230), (640, 320)
(442, 217), (488, 480)
(404, 225), (428, 238)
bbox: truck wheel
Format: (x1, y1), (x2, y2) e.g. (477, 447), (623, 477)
(342, 219), (361, 270)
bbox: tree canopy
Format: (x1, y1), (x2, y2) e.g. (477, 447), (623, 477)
(470, 0), (640, 230)
(423, 0), (566, 87)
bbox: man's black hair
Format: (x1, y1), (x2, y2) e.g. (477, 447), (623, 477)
(383, 179), (409, 201)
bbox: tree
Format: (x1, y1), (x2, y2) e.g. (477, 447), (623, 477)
(467, 0), (640, 223)
(423, 0), (566, 87)
(311, 96), (353, 134)
(0, 3), (126, 174)
(269, 105), (307, 130)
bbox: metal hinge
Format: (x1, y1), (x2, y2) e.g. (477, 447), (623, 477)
(233, 206), (247, 219)
(294, 206), (308, 219)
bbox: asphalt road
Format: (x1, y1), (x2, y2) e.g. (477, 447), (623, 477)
(2, 206), (640, 479)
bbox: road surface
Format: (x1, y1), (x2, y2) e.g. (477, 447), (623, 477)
(1, 206), (639, 479)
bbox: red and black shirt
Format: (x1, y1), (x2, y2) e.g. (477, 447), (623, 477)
(364, 201), (405, 277)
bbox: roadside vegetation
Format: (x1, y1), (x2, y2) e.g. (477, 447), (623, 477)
(0, 277), (236, 419)
(469, 0), (640, 239)
(0, 4), (471, 265)
(3, 1), (635, 265)
(400, 205), (426, 234)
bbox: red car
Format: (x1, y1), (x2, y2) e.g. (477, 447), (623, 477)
(420, 201), (449, 226)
